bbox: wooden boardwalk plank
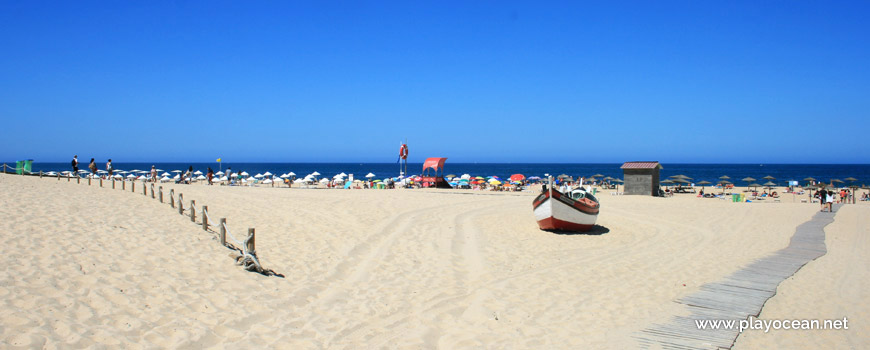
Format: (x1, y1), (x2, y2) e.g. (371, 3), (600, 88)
(636, 204), (840, 349)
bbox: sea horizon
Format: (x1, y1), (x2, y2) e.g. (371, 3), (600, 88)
(8, 161), (870, 186)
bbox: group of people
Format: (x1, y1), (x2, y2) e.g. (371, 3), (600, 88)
(815, 188), (854, 212)
(71, 155), (114, 178)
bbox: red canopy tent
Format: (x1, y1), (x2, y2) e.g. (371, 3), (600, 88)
(421, 157), (451, 188)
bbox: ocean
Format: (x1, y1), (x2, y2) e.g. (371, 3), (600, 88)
(11, 162), (870, 186)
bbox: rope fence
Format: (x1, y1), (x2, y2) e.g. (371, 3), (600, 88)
(8, 169), (282, 277)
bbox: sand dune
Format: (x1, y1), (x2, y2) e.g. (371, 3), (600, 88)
(1, 175), (866, 349)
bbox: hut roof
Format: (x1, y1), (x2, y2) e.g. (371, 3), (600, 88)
(620, 161), (662, 170)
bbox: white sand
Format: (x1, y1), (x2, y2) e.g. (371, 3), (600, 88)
(1, 175), (867, 349)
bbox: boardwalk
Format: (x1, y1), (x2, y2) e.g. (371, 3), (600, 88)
(637, 204), (841, 349)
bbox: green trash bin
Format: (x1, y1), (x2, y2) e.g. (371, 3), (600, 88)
(16, 160), (34, 174)
(732, 194), (739, 202)
(592, 188), (597, 195)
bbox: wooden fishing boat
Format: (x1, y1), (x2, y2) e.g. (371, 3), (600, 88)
(533, 183), (600, 232)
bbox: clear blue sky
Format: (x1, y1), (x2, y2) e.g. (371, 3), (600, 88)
(1, 1), (868, 163)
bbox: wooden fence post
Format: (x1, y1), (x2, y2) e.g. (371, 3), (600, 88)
(170, 189), (175, 208)
(132, 181), (135, 193)
(202, 206), (208, 231)
(159, 186), (163, 203)
(100, 178), (103, 187)
(112, 179), (115, 189)
(190, 200), (196, 222)
(220, 218), (227, 246)
(247, 228), (256, 254)
(143, 183), (147, 196)
(40, 171), (43, 178)
(151, 184), (155, 198)
(77, 176), (80, 184)
(122, 180), (125, 190)
(88, 177), (91, 186)
(178, 194), (184, 215)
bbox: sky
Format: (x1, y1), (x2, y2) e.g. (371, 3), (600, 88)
(1, 1), (868, 163)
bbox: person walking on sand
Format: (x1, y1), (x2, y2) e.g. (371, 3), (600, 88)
(71, 155), (79, 176)
(106, 159), (113, 178)
(207, 167), (214, 185)
(150, 165), (157, 183)
(818, 188), (828, 212)
(826, 190), (834, 212)
(88, 158), (97, 177)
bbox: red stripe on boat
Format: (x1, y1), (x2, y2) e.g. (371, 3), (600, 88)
(537, 217), (595, 232)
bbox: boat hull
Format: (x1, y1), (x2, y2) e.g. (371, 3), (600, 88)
(533, 189), (599, 232)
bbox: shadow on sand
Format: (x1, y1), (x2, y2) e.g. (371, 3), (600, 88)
(548, 224), (610, 236)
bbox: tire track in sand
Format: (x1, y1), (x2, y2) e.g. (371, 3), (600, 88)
(328, 202), (500, 348)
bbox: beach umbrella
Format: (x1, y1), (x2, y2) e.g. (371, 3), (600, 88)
(741, 177), (756, 183)
(264, 171), (273, 177)
(129, 169), (142, 173)
(263, 179), (273, 184)
(763, 181), (777, 193)
(255, 173), (264, 178)
(126, 174), (136, 179)
(194, 170), (203, 175)
(365, 173), (376, 178)
(113, 174), (123, 179)
(171, 170), (182, 173)
(215, 171), (224, 175)
(697, 180), (711, 192)
(748, 183), (762, 191)
(460, 174), (471, 180)
(160, 176), (170, 182)
(196, 175), (207, 180)
(446, 174), (457, 179)
(161, 172), (171, 177)
(510, 174), (525, 182)
(240, 171), (248, 176)
(591, 174), (604, 178)
(830, 179), (844, 187)
(719, 175), (731, 180)
(280, 173), (289, 178)
(311, 171), (320, 176)
(845, 177), (858, 187)
(293, 179), (304, 184)
(490, 180), (502, 185)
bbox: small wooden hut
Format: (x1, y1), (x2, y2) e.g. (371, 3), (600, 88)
(621, 161), (663, 196)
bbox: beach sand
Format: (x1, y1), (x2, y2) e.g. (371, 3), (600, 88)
(1, 175), (867, 349)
